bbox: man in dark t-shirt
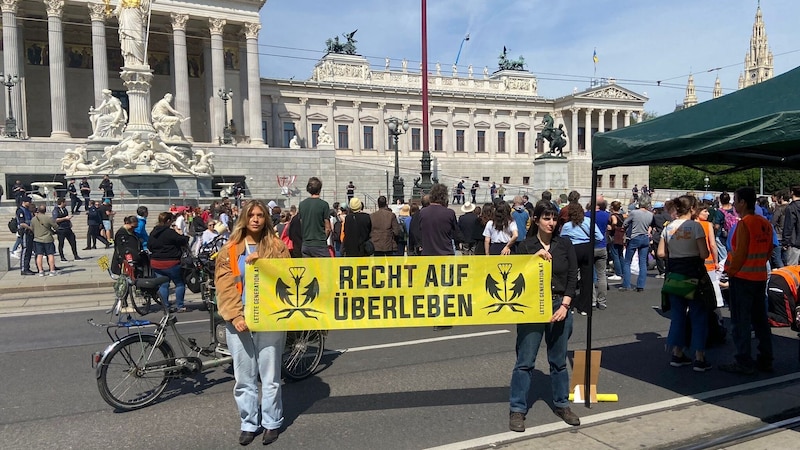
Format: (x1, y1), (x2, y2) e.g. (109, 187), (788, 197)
(418, 183), (459, 256)
(298, 177), (331, 257)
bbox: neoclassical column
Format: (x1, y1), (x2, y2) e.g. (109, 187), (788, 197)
(352, 100), (361, 155)
(244, 22), (263, 144)
(88, 3), (109, 108)
(569, 108), (578, 154)
(236, 39), (247, 138)
(270, 94), (280, 147)
(400, 103), (410, 156)
(45, 0), (69, 138)
(376, 101), (386, 155)
(584, 108), (593, 155)
(488, 109), (497, 157)
(509, 109), (517, 154)
(1, 0), (22, 128)
(623, 111), (632, 127)
(298, 97), (308, 146)
(327, 98), (336, 145)
(467, 107), (476, 156)
(170, 13), (192, 141)
(209, 18), (226, 142)
(446, 106), (455, 156)
(598, 108), (607, 135)
(528, 111), (537, 156)
(611, 109), (620, 130)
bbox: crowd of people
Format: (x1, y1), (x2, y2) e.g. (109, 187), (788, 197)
(9, 175), (793, 443)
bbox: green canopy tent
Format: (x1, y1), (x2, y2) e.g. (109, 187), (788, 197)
(593, 65), (800, 172)
(576, 66), (800, 408)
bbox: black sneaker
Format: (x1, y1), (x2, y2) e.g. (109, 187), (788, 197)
(596, 302), (607, 310)
(670, 354), (692, 367)
(554, 406), (580, 426)
(239, 430), (260, 446)
(693, 360), (712, 372)
(719, 362), (757, 375)
(509, 412), (525, 432)
(262, 428), (279, 445)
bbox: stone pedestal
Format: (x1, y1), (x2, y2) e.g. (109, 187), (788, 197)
(533, 155), (569, 195)
(317, 142), (334, 150)
(116, 173), (212, 199)
(120, 66), (156, 137)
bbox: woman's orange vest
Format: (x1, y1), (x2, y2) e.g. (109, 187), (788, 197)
(730, 214), (773, 281)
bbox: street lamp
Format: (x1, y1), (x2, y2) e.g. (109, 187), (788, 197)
(387, 117), (409, 204)
(217, 87), (233, 144)
(704, 176), (710, 192)
(0, 73), (20, 138)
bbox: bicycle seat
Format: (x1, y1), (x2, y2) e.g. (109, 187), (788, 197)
(135, 276), (170, 290)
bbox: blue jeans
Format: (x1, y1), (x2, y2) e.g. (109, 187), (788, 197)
(510, 297), (573, 412)
(666, 294), (709, 353)
(153, 263), (186, 309)
(771, 245), (784, 269)
(226, 324), (285, 432)
(609, 243), (623, 276)
(622, 234), (649, 289)
(728, 277), (773, 367)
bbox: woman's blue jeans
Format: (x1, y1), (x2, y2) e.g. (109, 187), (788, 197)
(666, 294), (709, 353)
(622, 234), (650, 289)
(153, 263), (185, 309)
(226, 324), (286, 432)
(509, 298), (573, 413)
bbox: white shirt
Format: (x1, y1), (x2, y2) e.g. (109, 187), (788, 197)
(483, 220), (518, 243)
(661, 218), (705, 258)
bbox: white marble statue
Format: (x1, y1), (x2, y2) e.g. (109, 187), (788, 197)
(452, 64), (458, 77)
(93, 132), (150, 172)
(317, 124), (333, 145)
(401, 58), (408, 72)
(191, 150), (215, 175)
(385, 57), (390, 71)
(88, 89), (127, 140)
(483, 66), (489, 78)
(61, 146), (97, 175)
(289, 135), (301, 149)
(151, 93), (188, 141)
(146, 133), (198, 174)
(436, 62), (441, 76)
(468, 64), (473, 78)
(114, 0), (151, 67)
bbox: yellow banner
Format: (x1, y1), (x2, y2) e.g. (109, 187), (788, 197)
(244, 255), (552, 331)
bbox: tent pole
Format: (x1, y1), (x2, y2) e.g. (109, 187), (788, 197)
(585, 167), (599, 408)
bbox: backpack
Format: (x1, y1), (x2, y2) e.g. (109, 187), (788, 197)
(332, 217), (342, 243)
(193, 217), (206, 233)
(280, 219), (293, 250)
(611, 213), (626, 246)
(8, 217), (18, 234)
(396, 215), (409, 243)
(720, 208), (738, 237)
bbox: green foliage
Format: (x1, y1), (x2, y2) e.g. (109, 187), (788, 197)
(649, 165), (800, 194)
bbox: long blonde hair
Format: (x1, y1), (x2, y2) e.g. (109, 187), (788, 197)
(225, 200), (279, 257)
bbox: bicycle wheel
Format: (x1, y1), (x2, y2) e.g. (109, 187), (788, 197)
(97, 334), (174, 410)
(128, 287), (152, 316)
(282, 330), (325, 381)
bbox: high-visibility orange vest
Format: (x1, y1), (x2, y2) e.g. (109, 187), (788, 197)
(699, 220), (716, 271)
(730, 214), (773, 281)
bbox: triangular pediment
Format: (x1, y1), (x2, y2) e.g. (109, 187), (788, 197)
(278, 111), (301, 120)
(495, 121), (511, 129)
(474, 120), (491, 129)
(334, 114), (354, 122)
(452, 120), (470, 128)
(408, 117), (423, 125)
(430, 119), (449, 127)
(575, 85), (648, 101)
(515, 122), (531, 130)
(360, 115), (379, 123)
(307, 112), (328, 121)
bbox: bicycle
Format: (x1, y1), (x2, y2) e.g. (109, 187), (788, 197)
(90, 240), (325, 411)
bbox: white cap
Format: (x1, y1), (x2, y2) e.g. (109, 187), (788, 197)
(267, 201), (278, 210)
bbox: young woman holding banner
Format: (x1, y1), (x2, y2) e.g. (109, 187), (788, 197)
(508, 200), (580, 432)
(215, 200), (290, 446)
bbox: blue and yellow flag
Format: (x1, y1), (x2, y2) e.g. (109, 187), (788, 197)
(593, 48), (598, 64)
(243, 255), (553, 331)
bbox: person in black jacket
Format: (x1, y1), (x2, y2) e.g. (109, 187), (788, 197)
(509, 200), (580, 432)
(149, 212), (190, 312)
(341, 197), (372, 257)
(457, 202), (481, 254)
(84, 200), (111, 249)
(111, 215), (143, 276)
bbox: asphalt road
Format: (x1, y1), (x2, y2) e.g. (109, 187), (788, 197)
(1, 282), (799, 449)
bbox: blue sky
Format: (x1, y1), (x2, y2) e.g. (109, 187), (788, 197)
(258, 0), (800, 116)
